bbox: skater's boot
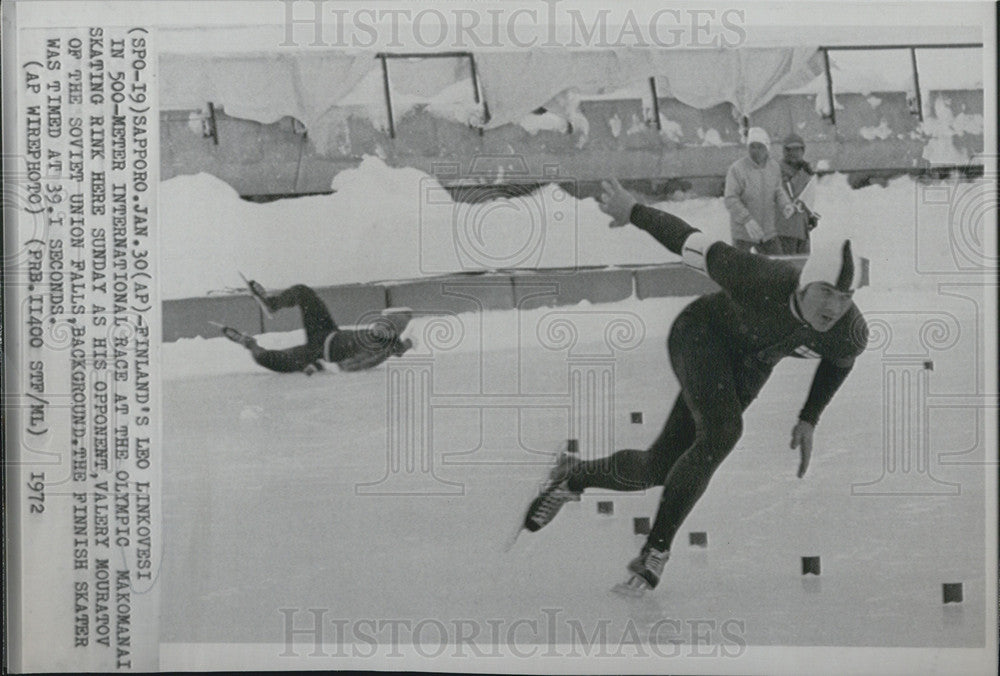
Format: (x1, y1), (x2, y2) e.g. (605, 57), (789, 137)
(626, 545), (670, 590)
(246, 279), (277, 313)
(522, 450), (582, 532)
(219, 325), (257, 350)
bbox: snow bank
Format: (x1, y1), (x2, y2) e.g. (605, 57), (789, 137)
(159, 155), (722, 298)
(920, 94), (985, 165)
(160, 156), (986, 299)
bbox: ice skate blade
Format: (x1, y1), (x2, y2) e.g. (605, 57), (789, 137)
(611, 575), (652, 598)
(239, 270), (273, 319)
(502, 527), (524, 553)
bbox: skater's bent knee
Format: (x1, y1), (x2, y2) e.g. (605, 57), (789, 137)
(701, 416), (742, 448)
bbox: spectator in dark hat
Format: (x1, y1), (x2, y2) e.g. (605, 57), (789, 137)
(777, 133), (820, 254)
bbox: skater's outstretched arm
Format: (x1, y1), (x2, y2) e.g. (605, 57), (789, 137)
(789, 357), (854, 478)
(792, 308), (867, 476)
(598, 178), (797, 305)
(598, 178), (695, 252)
(798, 302), (868, 424)
(799, 356), (856, 426)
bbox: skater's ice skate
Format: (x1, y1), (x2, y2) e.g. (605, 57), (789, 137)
(239, 272), (275, 317)
(212, 322), (257, 349)
(613, 546), (669, 597)
(522, 450), (582, 532)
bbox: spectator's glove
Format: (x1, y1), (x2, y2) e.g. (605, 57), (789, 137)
(790, 420), (815, 478)
(745, 218), (765, 242)
(807, 213), (820, 231)
(782, 203), (796, 219)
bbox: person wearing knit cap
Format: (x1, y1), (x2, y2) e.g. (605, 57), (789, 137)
(520, 179), (869, 595)
(724, 127), (796, 255)
(777, 133), (819, 254)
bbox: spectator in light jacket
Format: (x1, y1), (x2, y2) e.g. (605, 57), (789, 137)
(777, 133), (820, 254)
(724, 127), (795, 255)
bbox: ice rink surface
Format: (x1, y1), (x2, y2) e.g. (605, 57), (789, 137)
(161, 303), (988, 650)
(158, 174), (994, 662)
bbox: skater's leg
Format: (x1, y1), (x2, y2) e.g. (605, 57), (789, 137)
(644, 314), (744, 552)
(268, 284), (338, 343)
(567, 395), (695, 492)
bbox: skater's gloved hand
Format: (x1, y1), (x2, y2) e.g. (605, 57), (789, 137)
(783, 203), (796, 219)
(745, 218), (765, 242)
(303, 363), (318, 376)
(598, 178), (638, 228)
(790, 420), (814, 478)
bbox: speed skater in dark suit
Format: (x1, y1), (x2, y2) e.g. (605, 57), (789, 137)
(521, 178), (870, 594)
(220, 282), (413, 374)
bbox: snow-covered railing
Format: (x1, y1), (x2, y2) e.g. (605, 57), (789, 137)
(815, 42), (982, 124)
